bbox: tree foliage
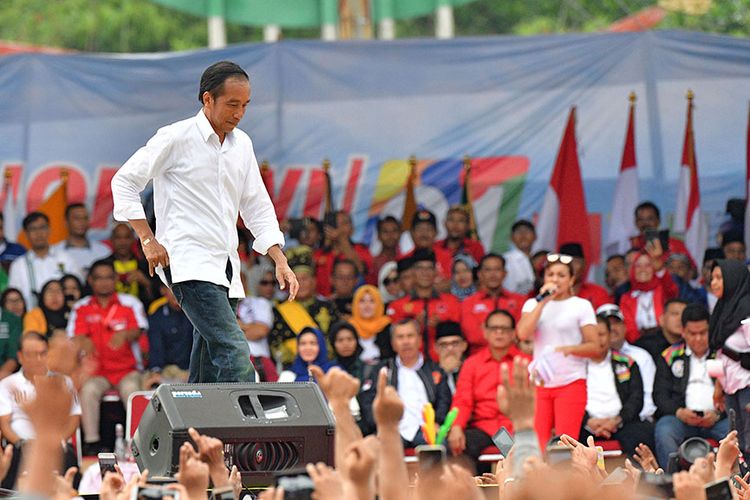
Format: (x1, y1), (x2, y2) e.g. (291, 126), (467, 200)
(0, 0), (748, 53)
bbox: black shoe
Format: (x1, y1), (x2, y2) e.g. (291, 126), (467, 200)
(82, 441), (103, 457)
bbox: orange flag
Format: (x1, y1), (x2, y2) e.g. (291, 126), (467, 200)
(401, 155), (418, 232)
(18, 172), (68, 248)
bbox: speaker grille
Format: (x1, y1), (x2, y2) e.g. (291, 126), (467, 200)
(226, 441), (300, 472)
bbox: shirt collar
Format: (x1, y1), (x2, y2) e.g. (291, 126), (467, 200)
(196, 109), (234, 145)
(480, 345), (522, 362)
(396, 353), (424, 370)
(685, 345), (708, 360)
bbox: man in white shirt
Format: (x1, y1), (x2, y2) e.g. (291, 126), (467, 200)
(0, 332), (81, 488)
(653, 304), (728, 468)
(8, 212), (81, 308)
(597, 303), (657, 421)
(52, 203), (111, 276)
(359, 319), (452, 445)
(112, 61), (297, 384)
(503, 220), (536, 295)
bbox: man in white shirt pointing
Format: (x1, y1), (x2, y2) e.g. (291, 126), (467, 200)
(111, 61), (298, 383)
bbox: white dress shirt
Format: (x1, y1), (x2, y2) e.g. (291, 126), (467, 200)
(0, 370), (81, 440)
(620, 341), (657, 420)
(111, 110), (284, 298)
(586, 353), (623, 419)
(8, 247), (82, 308)
(52, 239), (111, 275)
(503, 245), (535, 295)
(685, 347), (715, 412)
(236, 296), (273, 357)
(396, 354), (428, 441)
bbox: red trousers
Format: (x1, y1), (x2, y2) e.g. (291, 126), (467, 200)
(534, 379), (587, 449)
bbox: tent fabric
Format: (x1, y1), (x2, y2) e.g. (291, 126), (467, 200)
(0, 31), (749, 252)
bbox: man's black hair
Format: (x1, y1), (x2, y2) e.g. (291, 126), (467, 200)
(478, 253), (506, 271)
(88, 259), (115, 280)
(332, 259), (357, 276)
(681, 303), (710, 327)
(606, 254), (625, 263)
(511, 219), (535, 234)
(635, 201), (661, 220)
(198, 61), (249, 104)
(65, 202), (86, 220)
(22, 212), (49, 231)
(664, 298), (689, 310)
(485, 309), (515, 329)
(377, 215), (401, 233)
(20, 331), (48, 350)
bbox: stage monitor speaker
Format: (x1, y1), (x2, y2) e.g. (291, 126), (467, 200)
(131, 383), (335, 487)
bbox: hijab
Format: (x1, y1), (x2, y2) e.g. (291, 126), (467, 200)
(629, 251), (662, 292)
(349, 285), (391, 340)
(709, 259), (750, 350)
(328, 321), (363, 373)
(450, 254), (477, 300)
(290, 327), (335, 382)
(378, 261), (401, 303)
(39, 280), (69, 335)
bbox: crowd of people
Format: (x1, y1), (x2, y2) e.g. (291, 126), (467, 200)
(0, 193), (748, 498)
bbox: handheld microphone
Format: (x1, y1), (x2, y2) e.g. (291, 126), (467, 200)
(535, 288), (556, 302)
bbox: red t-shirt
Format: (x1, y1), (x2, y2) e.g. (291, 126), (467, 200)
(453, 346), (531, 437)
(314, 243), (374, 297)
(400, 246), (454, 281)
(437, 238), (485, 264)
(460, 289), (525, 355)
(386, 292), (461, 361)
(577, 282), (613, 311)
(73, 295), (139, 385)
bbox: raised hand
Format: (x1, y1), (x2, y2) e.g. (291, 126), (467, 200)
(188, 427), (228, 487)
(176, 441), (209, 500)
(373, 367), (404, 429)
(306, 462), (344, 500)
(310, 366), (360, 404)
(496, 357), (534, 431)
(632, 443), (659, 473)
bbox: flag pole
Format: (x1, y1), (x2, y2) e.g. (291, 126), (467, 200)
(402, 155), (418, 232)
(462, 155), (478, 240)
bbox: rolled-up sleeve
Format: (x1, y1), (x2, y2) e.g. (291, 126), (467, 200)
(239, 143), (285, 255)
(112, 127), (174, 222)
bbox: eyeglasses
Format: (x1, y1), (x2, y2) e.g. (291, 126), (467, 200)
(383, 277), (397, 286)
(546, 253), (573, 265)
(258, 280), (275, 286)
(486, 325), (514, 334)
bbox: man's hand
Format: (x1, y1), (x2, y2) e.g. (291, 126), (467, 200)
(108, 330), (129, 350)
(310, 366), (360, 405)
(306, 462), (344, 500)
(267, 246), (298, 301)
(716, 430), (740, 478)
(373, 368), (404, 429)
(632, 443), (659, 473)
(342, 436), (379, 485)
(448, 426), (466, 456)
(176, 441), (209, 499)
(0, 445), (13, 483)
(698, 410), (720, 429)
(496, 356), (534, 431)
(714, 381), (726, 412)
(676, 408), (704, 427)
(187, 427), (228, 487)
(672, 470), (707, 500)
(23, 375), (72, 440)
(142, 238), (170, 277)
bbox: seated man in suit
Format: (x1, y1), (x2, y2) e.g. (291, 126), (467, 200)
(579, 316), (654, 456)
(653, 303), (728, 468)
(359, 318), (451, 447)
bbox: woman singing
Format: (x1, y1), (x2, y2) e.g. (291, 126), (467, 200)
(517, 253), (604, 447)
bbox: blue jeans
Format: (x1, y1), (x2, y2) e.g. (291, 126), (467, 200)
(726, 386), (750, 458)
(171, 280), (255, 383)
(654, 415), (729, 468)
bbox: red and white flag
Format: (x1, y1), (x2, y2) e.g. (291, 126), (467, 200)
(674, 92), (706, 267)
(533, 107), (593, 262)
(605, 93), (639, 256)
(744, 102), (750, 249)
